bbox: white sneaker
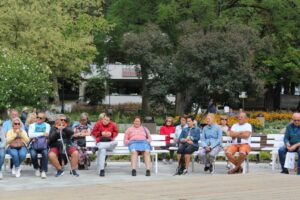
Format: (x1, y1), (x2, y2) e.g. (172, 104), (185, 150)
(11, 166), (16, 175)
(41, 171), (47, 179)
(169, 159), (173, 164)
(162, 159), (167, 164)
(0, 171), (3, 180)
(16, 167), (21, 178)
(35, 169), (41, 177)
(182, 169), (188, 175)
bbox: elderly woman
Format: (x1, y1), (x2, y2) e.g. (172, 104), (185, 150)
(219, 115), (230, 136)
(6, 117), (30, 178)
(0, 126), (6, 179)
(25, 112), (37, 133)
(124, 116), (152, 176)
(159, 117), (176, 164)
(199, 114), (222, 173)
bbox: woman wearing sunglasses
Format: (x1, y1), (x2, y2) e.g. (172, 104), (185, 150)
(6, 117), (29, 178)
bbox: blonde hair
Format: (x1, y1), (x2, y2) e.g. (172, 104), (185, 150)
(25, 113), (37, 126)
(98, 112), (106, 120)
(11, 117), (22, 128)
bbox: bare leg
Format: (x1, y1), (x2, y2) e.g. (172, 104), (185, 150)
(131, 151), (138, 169)
(70, 151), (79, 170)
(177, 154), (181, 164)
(143, 151), (151, 170)
(48, 152), (62, 170)
(226, 153), (237, 166)
(185, 154), (191, 169)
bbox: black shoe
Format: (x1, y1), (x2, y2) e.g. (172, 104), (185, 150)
(100, 170), (105, 177)
(132, 169), (136, 176)
(70, 170), (79, 177)
(209, 164), (214, 173)
(204, 166), (210, 171)
(280, 169), (289, 174)
(146, 170), (150, 176)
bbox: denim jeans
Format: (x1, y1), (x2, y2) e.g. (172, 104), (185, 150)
(278, 146), (300, 171)
(7, 146), (27, 168)
(29, 148), (49, 172)
(0, 148), (5, 171)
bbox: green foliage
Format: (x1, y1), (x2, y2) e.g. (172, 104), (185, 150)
(84, 77), (106, 105)
(0, 49), (51, 109)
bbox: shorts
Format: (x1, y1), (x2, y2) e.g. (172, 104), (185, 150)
(226, 144), (251, 155)
(49, 146), (77, 156)
(177, 143), (198, 155)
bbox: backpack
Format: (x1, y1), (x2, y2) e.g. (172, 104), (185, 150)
(78, 147), (91, 170)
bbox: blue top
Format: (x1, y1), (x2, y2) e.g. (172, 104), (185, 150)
(284, 123), (300, 145)
(201, 124), (222, 149)
(179, 126), (201, 147)
(2, 119), (24, 134)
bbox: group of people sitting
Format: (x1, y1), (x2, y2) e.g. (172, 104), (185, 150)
(0, 108), (299, 180)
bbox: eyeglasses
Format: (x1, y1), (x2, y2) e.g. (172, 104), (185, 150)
(14, 123), (21, 125)
(37, 117), (44, 120)
(293, 119), (300, 123)
(221, 118), (228, 121)
(60, 119), (67, 122)
(166, 120), (172, 122)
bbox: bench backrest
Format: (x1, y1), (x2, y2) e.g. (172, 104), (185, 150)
(85, 133), (166, 150)
(222, 136), (261, 149)
(266, 134), (284, 147)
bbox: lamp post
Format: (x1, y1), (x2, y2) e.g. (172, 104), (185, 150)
(61, 76), (65, 113)
(239, 91), (247, 110)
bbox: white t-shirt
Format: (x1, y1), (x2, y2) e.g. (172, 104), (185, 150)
(231, 123), (252, 144)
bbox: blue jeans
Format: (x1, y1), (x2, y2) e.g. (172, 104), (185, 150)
(29, 148), (48, 172)
(278, 146), (300, 171)
(0, 148), (5, 171)
(7, 147), (27, 168)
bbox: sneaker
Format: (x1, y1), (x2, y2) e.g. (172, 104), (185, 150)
(100, 170), (105, 177)
(0, 171), (3, 180)
(209, 164), (215, 174)
(146, 170), (151, 176)
(55, 169), (64, 177)
(131, 169), (136, 176)
(162, 159), (168, 164)
(169, 159), (173, 164)
(15, 167), (21, 178)
(182, 169), (188, 175)
(11, 166), (16, 175)
(204, 166), (210, 172)
(35, 169), (41, 177)
(280, 169), (289, 174)
(70, 170), (79, 177)
(41, 171), (47, 179)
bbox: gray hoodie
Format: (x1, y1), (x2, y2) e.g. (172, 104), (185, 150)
(0, 127), (6, 148)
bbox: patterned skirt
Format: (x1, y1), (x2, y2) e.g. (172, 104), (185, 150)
(128, 140), (151, 152)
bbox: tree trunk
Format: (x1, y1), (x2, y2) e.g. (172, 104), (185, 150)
(264, 85), (274, 111)
(291, 82), (295, 95)
(273, 82), (281, 110)
(175, 92), (185, 116)
(141, 66), (149, 115)
(52, 77), (60, 104)
(283, 81), (290, 95)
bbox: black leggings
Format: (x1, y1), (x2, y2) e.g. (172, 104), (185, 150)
(177, 143), (198, 155)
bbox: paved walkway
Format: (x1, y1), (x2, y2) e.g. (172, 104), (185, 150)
(0, 161), (299, 199)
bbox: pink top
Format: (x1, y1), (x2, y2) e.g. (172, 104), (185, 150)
(124, 126), (152, 145)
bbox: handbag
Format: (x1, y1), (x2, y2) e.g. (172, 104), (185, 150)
(100, 137), (112, 142)
(284, 152), (295, 169)
(32, 136), (48, 151)
(10, 137), (24, 149)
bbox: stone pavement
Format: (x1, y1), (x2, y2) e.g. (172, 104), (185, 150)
(0, 161), (299, 199)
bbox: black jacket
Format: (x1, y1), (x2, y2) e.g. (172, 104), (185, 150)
(48, 126), (74, 148)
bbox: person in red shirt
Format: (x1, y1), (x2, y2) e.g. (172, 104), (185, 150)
(160, 117), (176, 164)
(91, 115), (118, 177)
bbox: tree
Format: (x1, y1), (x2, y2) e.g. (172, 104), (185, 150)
(0, 0), (110, 103)
(84, 77), (107, 105)
(174, 23), (263, 115)
(121, 24), (172, 114)
(0, 49), (51, 111)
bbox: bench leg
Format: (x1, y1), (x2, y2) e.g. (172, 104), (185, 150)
(138, 156), (141, 168)
(191, 155), (195, 172)
(272, 152), (276, 171)
(155, 154), (158, 174)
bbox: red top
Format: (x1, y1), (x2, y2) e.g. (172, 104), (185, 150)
(91, 120), (118, 143)
(159, 125), (175, 144)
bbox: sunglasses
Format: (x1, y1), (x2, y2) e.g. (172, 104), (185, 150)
(293, 119), (300, 122)
(221, 118), (228, 121)
(60, 119), (67, 122)
(14, 123), (21, 125)
(37, 117), (44, 119)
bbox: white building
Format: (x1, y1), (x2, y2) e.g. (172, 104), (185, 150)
(80, 63), (175, 105)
